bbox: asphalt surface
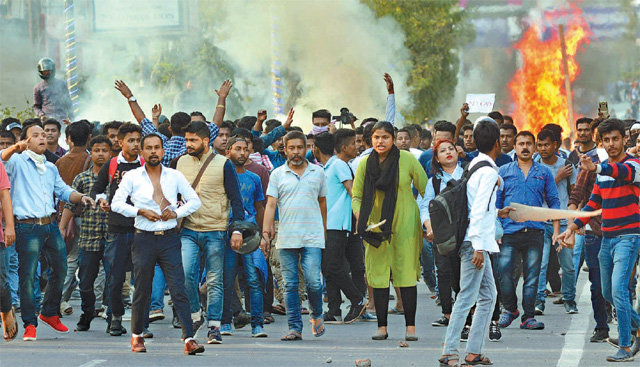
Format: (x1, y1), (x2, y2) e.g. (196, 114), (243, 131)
(0, 273), (627, 367)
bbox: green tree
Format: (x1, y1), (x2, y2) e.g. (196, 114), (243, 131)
(362, 0), (474, 122)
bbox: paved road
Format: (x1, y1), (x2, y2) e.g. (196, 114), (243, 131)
(0, 275), (624, 367)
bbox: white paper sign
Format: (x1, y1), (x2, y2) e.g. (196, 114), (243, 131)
(465, 93), (496, 113)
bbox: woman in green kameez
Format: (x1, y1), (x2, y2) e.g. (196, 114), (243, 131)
(352, 121), (427, 341)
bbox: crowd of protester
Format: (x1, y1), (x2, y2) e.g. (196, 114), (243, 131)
(0, 62), (639, 364)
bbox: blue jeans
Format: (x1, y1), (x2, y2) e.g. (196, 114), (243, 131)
(443, 242), (497, 356)
(498, 230), (544, 322)
(599, 235), (640, 348)
(583, 233), (608, 331)
(222, 245), (263, 327)
(279, 247), (323, 333)
(15, 221), (67, 327)
(150, 264), (166, 311)
(573, 234), (585, 285)
(420, 240), (437, 291)
(537, 223), (575, 303)
(103, 232), (134, 319)
(5, 244), (18, 306)
(0, 243), (12, 312)
(181, 228), (226, 325)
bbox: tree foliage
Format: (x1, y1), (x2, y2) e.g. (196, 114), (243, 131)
(361, 0), (474, 122)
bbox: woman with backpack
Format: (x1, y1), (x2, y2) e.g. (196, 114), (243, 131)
(352, 121), (427, 341)
(418, 139), (464, 329)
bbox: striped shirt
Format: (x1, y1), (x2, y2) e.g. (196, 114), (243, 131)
(574, 154), (640, 238)
(266, 161), (327, 249)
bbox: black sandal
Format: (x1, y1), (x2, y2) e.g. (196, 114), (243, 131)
(439, 355), (460, 366)
(462, 354), (493, 366)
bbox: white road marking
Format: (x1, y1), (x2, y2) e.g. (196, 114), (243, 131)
(555, 281), (591, 367)
(78, 360), (107, 367)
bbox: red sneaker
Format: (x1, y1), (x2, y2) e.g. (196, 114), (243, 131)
(38, 314), (69, 333)
(23, 324), (37, 341)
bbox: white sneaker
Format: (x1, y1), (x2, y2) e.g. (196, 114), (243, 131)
(60, 301), (73, 315)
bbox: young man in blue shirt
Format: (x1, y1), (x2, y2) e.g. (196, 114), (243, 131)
(496, 131), (561, 331)
(534, 128), (578, 315)
(222, 136), (268, 338)
(313, 131), (366, 325)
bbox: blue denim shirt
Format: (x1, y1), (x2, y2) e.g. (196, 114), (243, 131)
(496, 160), (561, 234)
(2, 151), (74, 220)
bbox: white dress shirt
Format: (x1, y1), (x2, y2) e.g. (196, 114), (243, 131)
(463, 152), (502, 253)
(111, 165), (201, 232)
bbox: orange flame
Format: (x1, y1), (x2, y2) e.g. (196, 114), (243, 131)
(507, 4), (590, 136)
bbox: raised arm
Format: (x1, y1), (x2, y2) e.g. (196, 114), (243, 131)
(454, 103), (470, 139)
(384, 73), (395, 124)
(260, 108), (293, 148)
(253, 110), (267, 133)
(1, 138), (29, 162)
(115, 80), (146, 123)
(211, 80), (232, 127)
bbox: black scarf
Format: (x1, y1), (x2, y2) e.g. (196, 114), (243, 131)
(357, 145), (400, 247)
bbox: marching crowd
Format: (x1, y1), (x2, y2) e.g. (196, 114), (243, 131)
(0, 59), (639, 365)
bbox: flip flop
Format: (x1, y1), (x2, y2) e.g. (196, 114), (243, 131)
(310, 318), (325, 337)
(272, 304), (286, 315)
(439, 355), (460, 366)
(388, 306), (404, 315)
(280, 331), (302, 341)
(1, 307), (18, 341)
(462, 354), (493, 366)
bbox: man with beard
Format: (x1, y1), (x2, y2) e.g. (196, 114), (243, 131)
(496, 131), (561, 331)
(263, 131), (327, 341)
(175, 121), (245, 344)
(222, 136), (268, 337)
(111, 133), (204, 355)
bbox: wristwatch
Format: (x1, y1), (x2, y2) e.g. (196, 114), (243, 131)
(128, 96), (137, 102)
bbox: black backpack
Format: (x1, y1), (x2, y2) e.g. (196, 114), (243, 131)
(428, 161), (495, 256)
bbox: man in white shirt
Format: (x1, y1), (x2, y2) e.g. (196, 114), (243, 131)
(111, 133), (204, 355)
(440, 118), (512, 366)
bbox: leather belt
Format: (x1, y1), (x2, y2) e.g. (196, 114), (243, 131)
(135, 228), (176, 236)
(518, 228), (543, 234)
(16, 215), (56, 225)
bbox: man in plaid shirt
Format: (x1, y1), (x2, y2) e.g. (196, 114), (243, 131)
(58, 136), (112, 332)
(115, 79), (232, 167)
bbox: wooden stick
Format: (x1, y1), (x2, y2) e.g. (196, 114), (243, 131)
(559, 25), (575, 140)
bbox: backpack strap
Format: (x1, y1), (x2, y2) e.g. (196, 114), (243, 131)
(108, 156), (145, 184)
(108, 157), (118, 185)
(465, 160), (498, 211)
(464, 160), (493, 178)
(433, 177), (442, 196)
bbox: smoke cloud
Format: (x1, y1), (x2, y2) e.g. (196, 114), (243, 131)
(2, 0), (412, 132)
(208, 0), (411, 129)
